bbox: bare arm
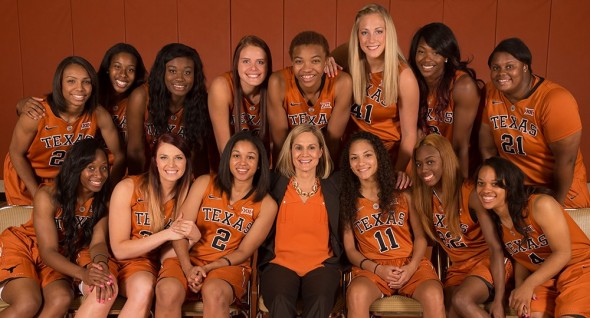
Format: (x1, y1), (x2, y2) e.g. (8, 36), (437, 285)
(325, 72), (352, 160)
(8, 113), (42, 197)
(266, 72), (288, 160)
(109, 178), (185, 260)
(395, 67), (419, 189)
(479, 121), (498, 159)
(548, 131), (581, 205)
(208, 75), (234, 154)
(95, 106), (125, 185)
(126, 85), (148, 175)
(451, 75), (480, 179)
(471, 190), (505, 317)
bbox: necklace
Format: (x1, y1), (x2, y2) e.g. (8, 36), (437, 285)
(293, 178), (319, 197)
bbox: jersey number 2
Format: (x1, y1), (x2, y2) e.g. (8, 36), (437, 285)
(211, 228), (231, 251)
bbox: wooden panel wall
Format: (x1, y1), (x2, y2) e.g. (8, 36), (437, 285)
(1, 0), (589, 180)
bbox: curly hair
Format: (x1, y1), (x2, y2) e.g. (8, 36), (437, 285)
(475, 157), (552, 243)
(53, 138), (111, 261)
(289, 31), (330, 59)
(412, 134), (462, 239)
(48, 56), (99, 116)
(215, 131), (270, 202)
(97, 43), (147, 110)
(148, 43), (210, 150)
(408, 23), (480, 132)
(340, 131), (396, 232)
(231, 35), (272, 140)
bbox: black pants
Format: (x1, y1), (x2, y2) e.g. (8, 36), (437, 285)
(260, 263), (341, 318)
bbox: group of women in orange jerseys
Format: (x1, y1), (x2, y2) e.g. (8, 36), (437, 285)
(2, 2), (590, 318)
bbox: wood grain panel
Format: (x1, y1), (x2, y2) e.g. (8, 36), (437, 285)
(391, 0), (443, 57)
(444, 0), (497, 81)
(547, 0), (590, 170)
(178, 0), (230, 87)
(231, 0), (283, 72)
(496, 0), (550, 76)
(125, 0), (178, 71)
(71, 0), (126, 68)
(18, 0), (73, 96)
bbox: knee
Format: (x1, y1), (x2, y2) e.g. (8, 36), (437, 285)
(155, 279), (185, 308)
(9, 295), (42, 316)
(201, 283), (230, 308)
(346, 285), (369, 311)
(46, 289), (73, 313)
(126, 280), (155, 307)
(451, 288), (475, 310)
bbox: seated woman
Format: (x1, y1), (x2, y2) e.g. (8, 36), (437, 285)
(208, 35), (272, 156)
(267, 31), (352, 160)
(126, 43), (211, 176)
(5, 56), (124, 205)
(479, 38), (590, 208)
(413, 134), (510, 317)
(340, 131), (444, 318)
(109, 133), (197, 318)
(156, 131), (277, 317)
(409, 23), (482, 178)
(476, 157), (590, 318)
(259, 124), (347, 318)
(0, 138), (117, 317)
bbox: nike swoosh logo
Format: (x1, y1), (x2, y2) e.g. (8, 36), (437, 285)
(208, 194), (221, 200)
(44, 126), (57, 130)
(290, 102), (302, 107)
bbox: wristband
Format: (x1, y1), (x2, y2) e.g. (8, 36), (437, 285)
(92, 253), (109, 264)
(359, 258), (369, 270)
(221, 256), (232, 266)
(373, 264), (380, 274)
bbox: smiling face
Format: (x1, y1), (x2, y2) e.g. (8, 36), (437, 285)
(164, 56), (195, 98)
(489, 51), (531, 102)
(229, 140), (259, 183)
(237, 45), (267, 89)
(358, 13), (386, 61)
(62, 63), (92, 110)
(414, 144), (443, 189)
(291, 131), (322, 175)
(414, 38), (446, 81)
(349, 140), (378, 182)
(109, 52), (137, 95)
(476, 165), (507, 212)
(156, 142), (187, 183)
(79, 149), (109, 193)
(291, 44), (326, 89)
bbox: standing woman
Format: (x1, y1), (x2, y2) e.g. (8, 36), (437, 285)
(126, 43), (211, 176)
(208, 35), (272, 155)
(476, 157), (590, 318)
(409, 23), (482, 178)
(4, 56), (124, 205)
(109, 133), (197, 317)
(347, 3), (418, 189)
(157, 132), (277, 318)
(0, 139), (117, 318)
(259, 124), (346, 318)
(479, 38), (590, 208)
(413, 134), (510, 317)
(267, 31), (352, 160)
(340, 131), (444, 318)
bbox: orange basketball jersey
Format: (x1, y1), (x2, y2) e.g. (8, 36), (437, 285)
(223, 72), (263, 133)
(501, 194), (590, 273)
(425, 71), (466, 139)
(190, 177), (261, 267)
(109, 97), (129, 144)
(432, 181), (489, 263)
(280, 67), (336, 129)
(4, 100), (98, 205)
(352, 193), (414, 262)
(127, 175), (176, 259)
(483, 77), (589, 207)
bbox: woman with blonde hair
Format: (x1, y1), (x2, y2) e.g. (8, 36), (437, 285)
(259, 124), (346, 318)
(347, 3), (419, 190)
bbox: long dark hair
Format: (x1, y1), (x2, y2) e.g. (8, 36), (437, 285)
(97, 43), (147, 109)
(148, 43), (210, 150)
(231, 35), (272, 140)
(215, 131), (270, 202)
(408, 23), (479, 131)
(475, 157), (552, 242)
(340, 131), (397, 232)
(54, 138), (111, 261)
(48, 56), (99, 116)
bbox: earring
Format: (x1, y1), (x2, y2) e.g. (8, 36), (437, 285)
(523, 67), (527, 72)
(445, 58), (448, 63)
